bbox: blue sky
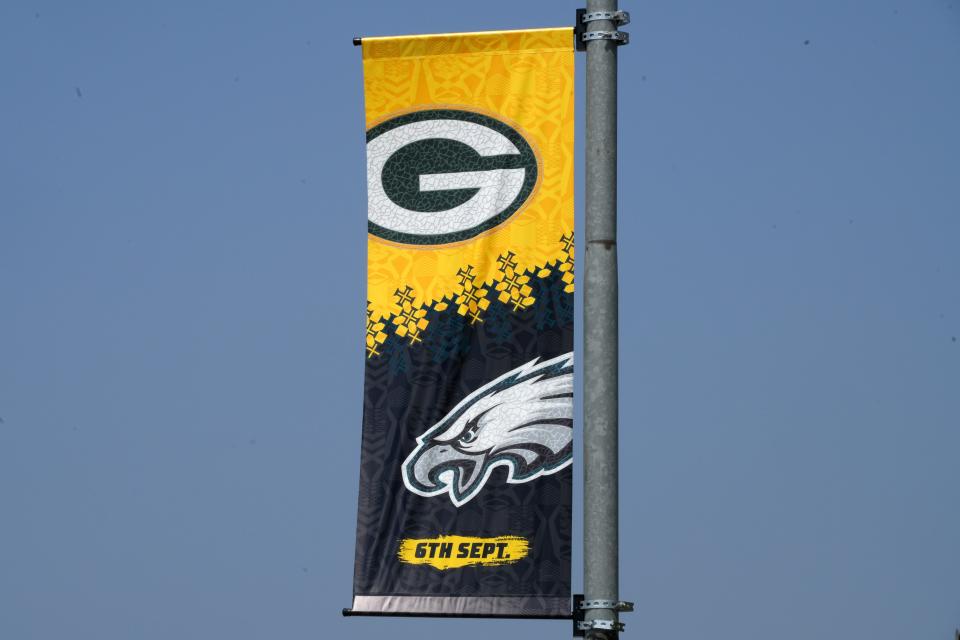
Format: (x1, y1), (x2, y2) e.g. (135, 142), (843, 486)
(1, 1), (957, 638)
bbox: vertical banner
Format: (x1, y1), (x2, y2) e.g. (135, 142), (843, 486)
(352, 27), (575, 617)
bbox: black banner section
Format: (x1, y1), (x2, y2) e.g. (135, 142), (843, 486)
(351, 268), (574, 616)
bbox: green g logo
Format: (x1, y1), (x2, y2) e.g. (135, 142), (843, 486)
(366, 109), (539, 245)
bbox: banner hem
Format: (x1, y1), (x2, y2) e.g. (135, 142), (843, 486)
(350, 595), (572, 617)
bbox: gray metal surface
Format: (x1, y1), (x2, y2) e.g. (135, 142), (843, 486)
(582, 0), (622, 638)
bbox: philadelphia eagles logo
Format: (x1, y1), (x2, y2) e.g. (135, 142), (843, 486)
(366, 109), (539, 246)
(402, 352), (573, 507)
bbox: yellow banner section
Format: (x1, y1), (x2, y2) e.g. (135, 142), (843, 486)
(397, 535), (530, 570)
(362, 28), (575, 347)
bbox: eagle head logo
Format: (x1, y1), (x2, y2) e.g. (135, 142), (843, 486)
(401, 352), (573, 507)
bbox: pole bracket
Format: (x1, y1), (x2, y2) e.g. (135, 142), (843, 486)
(582, 30), (629, 45)
(582, 10), (630, 26)
(580, 599), (635, 612)
(575, 8), (631, 51)
(573, 595), (632, 636)
(577, 619), (626, 633)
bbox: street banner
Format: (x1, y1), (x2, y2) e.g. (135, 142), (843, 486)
(352, 27), (575, 617)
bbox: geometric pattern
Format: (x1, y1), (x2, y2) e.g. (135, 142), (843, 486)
(365, 300), (389, 358)
(391, 285), (429, 346)
(495, 251), (535, 311)
(367, 233), (573, 357)
(453, 266), (490, 325)
(558, 231), (575, 293)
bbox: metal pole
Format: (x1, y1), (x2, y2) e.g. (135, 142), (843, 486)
(583, 0), (620, 638)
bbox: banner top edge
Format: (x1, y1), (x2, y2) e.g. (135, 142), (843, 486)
(360, 26), (574, 60)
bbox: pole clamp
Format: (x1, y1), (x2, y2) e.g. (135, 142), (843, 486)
(582, 30), (629, 45)
(582, 10), (631, 26)
(580, 599), (635, 612)
(575, 8), (631, 51)
(577, 619), (626, 633)
(573, 595), (633, 635)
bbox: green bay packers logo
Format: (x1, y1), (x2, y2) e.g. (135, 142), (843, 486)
(366, 109), (539, 245)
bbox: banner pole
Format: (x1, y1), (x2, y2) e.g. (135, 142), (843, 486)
(583, 0), (621, 638)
